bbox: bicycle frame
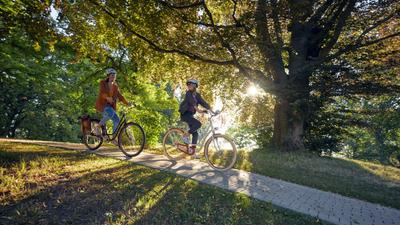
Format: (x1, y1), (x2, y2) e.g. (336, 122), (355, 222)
(102, 113), (127, 141)
(186, 112), (219, 151)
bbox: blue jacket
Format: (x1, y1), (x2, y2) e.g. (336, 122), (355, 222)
(179, 91), (210, 114)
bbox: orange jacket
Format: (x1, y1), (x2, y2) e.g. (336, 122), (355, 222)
(95, 79), (128, 112)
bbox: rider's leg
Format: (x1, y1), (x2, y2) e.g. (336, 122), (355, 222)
(100, 106), (112, 135)
(181, 112), (201, 145)
(189, 119), (201, 144)
(99, 106), (120, 134)
(180, 112), (191, 144)
(187, 119), (201, 155)
(108, 108), (120, 134)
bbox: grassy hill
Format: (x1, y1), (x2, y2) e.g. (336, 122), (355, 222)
(0, 141), (323, 225)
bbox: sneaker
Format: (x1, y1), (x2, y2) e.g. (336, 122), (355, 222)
(182, 135), (190, 144)
(188, 146), (196, 155)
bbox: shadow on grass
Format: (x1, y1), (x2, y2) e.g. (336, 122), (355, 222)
(134, 172), (322, 225)
(0, 161), (178, 224)
(0, 148), (87, 168)
(0, 142), (323, 225)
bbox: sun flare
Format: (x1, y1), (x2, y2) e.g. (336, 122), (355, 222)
(247, 85), (259, 96)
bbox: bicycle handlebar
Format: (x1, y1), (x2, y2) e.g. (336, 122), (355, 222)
(205, 109), (221, 117)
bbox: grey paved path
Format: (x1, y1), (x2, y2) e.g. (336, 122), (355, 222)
(2, 138), (400, 225)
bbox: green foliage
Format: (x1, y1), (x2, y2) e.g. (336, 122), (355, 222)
(0, 27), (178, 144)
(1, 0), (399, 160)
(0, 30), (82, 141)
(304, 30), (400, 161)
(122, 80), (179, 146)
(341, 96), (400, 165)
(53, 0), (400, 153)
(0, 0), (54, 39)
(229, 93), (275, 149)
(227, 125), (257, 149)
(304, 97), (345, 154)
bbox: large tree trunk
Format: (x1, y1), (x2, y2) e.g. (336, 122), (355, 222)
(272, 97), (306, 151)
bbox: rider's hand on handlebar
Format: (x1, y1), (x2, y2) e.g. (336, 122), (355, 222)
(106, 97), (113, 103)
(195, 107), (207, 114)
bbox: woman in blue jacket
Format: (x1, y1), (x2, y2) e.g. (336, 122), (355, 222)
(179, 79), (213, 154)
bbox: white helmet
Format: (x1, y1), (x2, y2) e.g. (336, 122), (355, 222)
(106, 68), (117, 75)
(186, 79), (198, 87)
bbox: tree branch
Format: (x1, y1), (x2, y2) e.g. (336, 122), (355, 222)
(308, 0), (335, 23)
(302, 31), (400, 72)
(202, 1), (277, 91)
(157, 0), (203, 9)
(354, 10), (400, 45)
(328, 31), (400, 61)
(237, 64), (279, 93)
(89, 0), (235, 66)
(255, 0), (286, 82)
(202, 1), (238, 61)
(321, 0), (357, 54)
(231, 0), (256, 40)
(160, 1), (239, 29)
(90, 0), (279, 92)
(271, 0), (284, 51)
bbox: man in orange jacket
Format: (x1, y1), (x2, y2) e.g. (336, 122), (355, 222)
(95, 68), (130, 137)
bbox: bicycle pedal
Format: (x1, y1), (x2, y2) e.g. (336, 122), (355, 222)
(187, 147), (195, 155)
(176, 143), (189, 153)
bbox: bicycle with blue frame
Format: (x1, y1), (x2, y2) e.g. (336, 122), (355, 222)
(83, 108), (146, 157)
(162, 109), (237, 171)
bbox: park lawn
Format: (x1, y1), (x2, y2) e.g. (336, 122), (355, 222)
(235, 149), (400, 209)
(0, 142), (324, 225)
(149, 145), (400, 209)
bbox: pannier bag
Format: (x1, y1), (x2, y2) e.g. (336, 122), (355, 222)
(79, 115), (91, 135)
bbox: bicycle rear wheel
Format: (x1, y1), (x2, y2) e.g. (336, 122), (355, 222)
(204, 134), (237, 171)
(163, 128), (186, 160)
(83, 119), (103, 151)
(118, 122), (146, 157)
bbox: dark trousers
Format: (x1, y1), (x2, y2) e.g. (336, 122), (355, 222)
(180, 112), (201, 144)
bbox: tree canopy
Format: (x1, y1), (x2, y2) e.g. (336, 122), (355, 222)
(1, 0), (399, 165)
(52, 0), (399, 151)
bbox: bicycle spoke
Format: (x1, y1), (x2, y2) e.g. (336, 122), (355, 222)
(205, 135), (237, 170)
(83, 119), (103, 151)
(163, 128), (186, 160)
(118, 123), (145, 157)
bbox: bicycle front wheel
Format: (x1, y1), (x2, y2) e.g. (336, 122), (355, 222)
(163, 128), (186, 161)
(118, 122), (146, 157)
(83, 119), (103, 151)
(204, 134), (237, 171)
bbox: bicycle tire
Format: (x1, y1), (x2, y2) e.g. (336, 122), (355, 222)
(83, 119), (103, 151)
(204, 134), (237, 171)
(163, 128), (187, 160)
(118, 122), (146, 157)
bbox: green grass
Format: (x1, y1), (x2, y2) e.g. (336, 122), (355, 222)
(235, 149), (400, 209)
(0, 142), (324, 225)
(149, 145), (400, 209)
